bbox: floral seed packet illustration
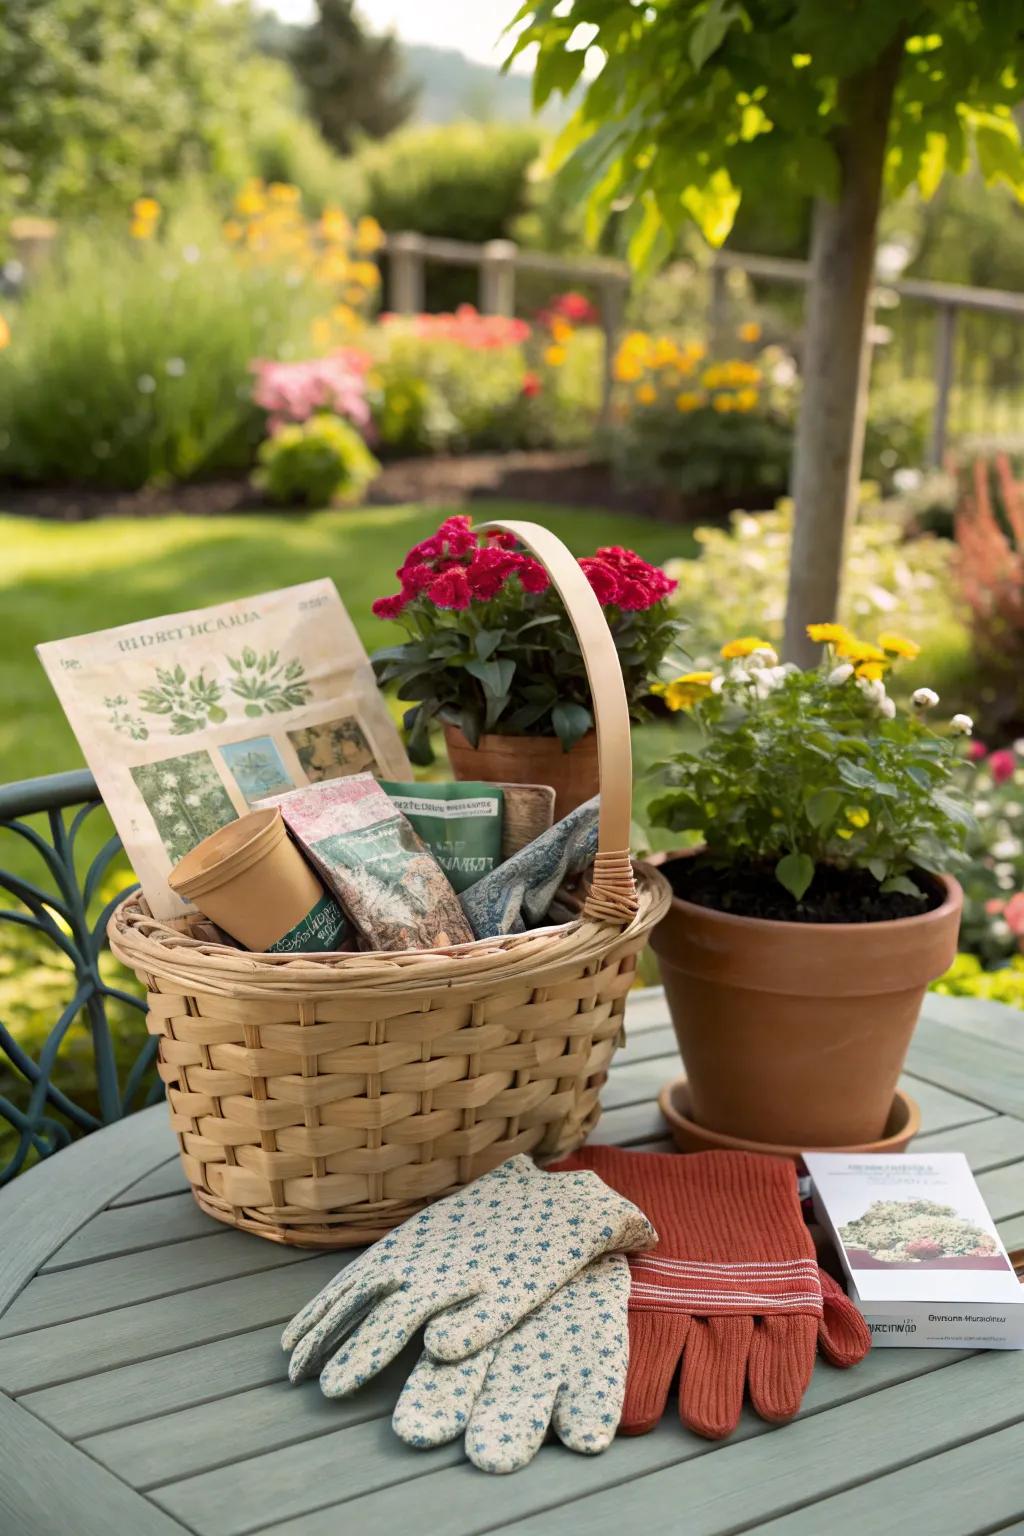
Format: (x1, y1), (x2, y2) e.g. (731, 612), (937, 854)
(38, 581), (411, 918)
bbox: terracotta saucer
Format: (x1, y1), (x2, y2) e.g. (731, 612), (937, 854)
(658, 1076), (921, 1165)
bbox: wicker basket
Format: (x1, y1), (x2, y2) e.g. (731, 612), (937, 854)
(108, 519), (672, 1247)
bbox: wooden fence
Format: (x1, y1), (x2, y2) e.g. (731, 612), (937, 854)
(383, 232), (1024, 461)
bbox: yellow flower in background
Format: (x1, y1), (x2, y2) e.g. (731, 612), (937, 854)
(235, 181), (266, 217)
(550, 315), (573, 345)
(855, 660), (886, 682)
(734, 387), (759, 412)
(806, 622), (852, 646)
(0, 313), (9, 349)
(355, 215), (384, 253)
(712, 392), (736, 412)
(349, 260), (380, 288)
(268, 181), (301, 205)
(311, 315), (334, 349)
(544, 344), (567, 367)
(343, 284), (367, 306)
(635, 383), (657, 405)
(653, 672), (715, 711)
(320, 207), (351, 243)
(738, 321), (762, 343)
(675, 390), (704, 412)
(222, 218), (244, 243)
(332, 303), (359, 328)
(721, 635), (773, 658)
(653, 337), (679, 366)
(846, 807), (870, 828)
(613, 354), (643, 383)
(836, 828), (854, 841)
(878, 631), (921, 660)
(133, 197), (160, 223)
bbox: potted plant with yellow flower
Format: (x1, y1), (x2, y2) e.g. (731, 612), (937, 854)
(645, 624), (971, 1155)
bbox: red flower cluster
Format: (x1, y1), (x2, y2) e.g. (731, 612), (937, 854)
(579, 547), (677, 611)
(371, 516), (549, 616)
(378, 305), (530, 351)
(537, 291), (599, 329)
(371, 520), (676, 620)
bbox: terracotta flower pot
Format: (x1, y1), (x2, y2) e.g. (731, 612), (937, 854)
(442, 722), (599, 821)
(648, 851), (963, 1148)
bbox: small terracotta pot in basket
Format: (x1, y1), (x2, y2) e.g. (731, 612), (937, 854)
(108, 519), (671, 1249)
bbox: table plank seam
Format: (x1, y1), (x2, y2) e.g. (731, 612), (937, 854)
(0, 1239), (319, 1339)
(721, 1414), (1024, 1536)
(41, 1224), (234, 1275)
(480, 1403), (1024, 1536)
(899, 1066), (1008, 1118)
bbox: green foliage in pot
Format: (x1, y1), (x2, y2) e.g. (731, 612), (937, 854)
(648, 624), (975, 908)
(254, 412), (380, 507)
(370, 514), (686, 765)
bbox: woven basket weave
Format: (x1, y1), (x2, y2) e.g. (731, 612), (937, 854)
(109, 519), (672, 1247)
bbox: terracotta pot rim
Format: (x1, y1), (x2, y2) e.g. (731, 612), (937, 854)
(442, 722), (596, 748)
(647, 849), (963, 936)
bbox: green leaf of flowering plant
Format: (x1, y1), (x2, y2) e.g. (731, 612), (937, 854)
(776, 851), (815, 902)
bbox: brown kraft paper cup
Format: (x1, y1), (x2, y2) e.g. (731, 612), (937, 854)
(169, 808), (346, 953)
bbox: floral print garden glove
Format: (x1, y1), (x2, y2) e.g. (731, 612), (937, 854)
(392, 1253), (630, 1474)
(282, 1155), (655, 1397)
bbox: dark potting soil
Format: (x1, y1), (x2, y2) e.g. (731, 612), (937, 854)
(665, 854), (946, 924)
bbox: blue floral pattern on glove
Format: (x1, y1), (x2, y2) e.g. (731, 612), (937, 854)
(281, 1154), (654, 1400)
(393, 1253), (631, 1474)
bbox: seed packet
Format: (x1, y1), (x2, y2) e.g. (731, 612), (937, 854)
(379, 781), (504, 894)
(460, 795), (600, 939)
(260, 774), (474, 951)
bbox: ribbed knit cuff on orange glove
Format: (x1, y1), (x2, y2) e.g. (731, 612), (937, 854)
(554, 1147), (870, 1440)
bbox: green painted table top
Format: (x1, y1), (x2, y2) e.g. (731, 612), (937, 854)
(2, 988), (1023, 1536)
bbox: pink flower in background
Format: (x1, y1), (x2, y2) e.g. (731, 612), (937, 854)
(968, 740), (988, 762)
(1003, 892), (1024, 937)
(381, 305), (530, 350)
(251, 351), (372, 434)
(989, 748), (1016, 784)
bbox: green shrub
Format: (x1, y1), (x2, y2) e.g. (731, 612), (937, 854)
(668, 503), (968, 691)
(255, 412), (380, 507)
(239, 59), (367, 216)
(357, 122), (542, 244)
(0, 194), (323, 489)
(863, 378), (934, 489)
(931, 952), (1024, 1010)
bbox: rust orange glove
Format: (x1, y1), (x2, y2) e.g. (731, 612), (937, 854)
(554, 1147), (870, 1439)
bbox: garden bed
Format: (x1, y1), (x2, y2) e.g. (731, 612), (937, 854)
(0, 450), (762, 524)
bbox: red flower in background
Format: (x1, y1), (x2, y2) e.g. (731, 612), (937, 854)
(990, 749), (1016, 784)
(553, 291), (597, 325)
(968, 740), (988, 762)
(521, 371), (542, 398)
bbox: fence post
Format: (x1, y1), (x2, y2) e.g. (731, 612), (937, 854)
(479, 240), (518, 315)
(599, 277), (628, 427)
(929, 304), (957, 467)
(708, 261), (728, 348)
(389, 232), (425, 314)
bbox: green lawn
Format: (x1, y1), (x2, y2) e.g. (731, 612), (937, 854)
(2, 501), (694, 786)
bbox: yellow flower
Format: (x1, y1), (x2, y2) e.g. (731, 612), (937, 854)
(653, 337), (679, 367)
(0, 313), (9, 350)
(738, 321), (762, 343)
(349, 260), (380, 288)
(855, 660), (886, 682)
(268, 181), (301, 205)
(685, 340), (707, 362)
(550, 316), (573, 345)
(331, 303), (359, 328)
(653, 672), (715, 711)
(721, 635), (774, 659)
(635, 383), (657, 405)
(806, 622), (853, 646)
(846, 807), (870, 828)
(222, 219), (244, 244)
(132, 197), (160, 222)
(675, 390), (704, 413)
(613, 354), (643, 383)
(354, 215), (384, 253)
(734, 387), (759, 412)
(836, 637), (887, 664)
(712, 392), (736, 412)
(836, 828), (854, 841)
(544, 344), (567, 367)
(310, 315), (334, 349)
(878, 631), (921, 660)
(235, 182), (266, 217)
(129, 217), (156, 240)
(320, 207), (351, 244)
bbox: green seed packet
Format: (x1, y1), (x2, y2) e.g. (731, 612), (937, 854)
(380, 780), (504, 894)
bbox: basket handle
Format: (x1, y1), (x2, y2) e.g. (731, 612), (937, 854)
(477, 518), (637, 923)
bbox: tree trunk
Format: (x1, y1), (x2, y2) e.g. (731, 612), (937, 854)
(783, 38), (905, 667)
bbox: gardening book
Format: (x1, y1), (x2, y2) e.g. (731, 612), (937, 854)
(37, 580), (411, 919)
(806, 1152), (1024, 1349)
